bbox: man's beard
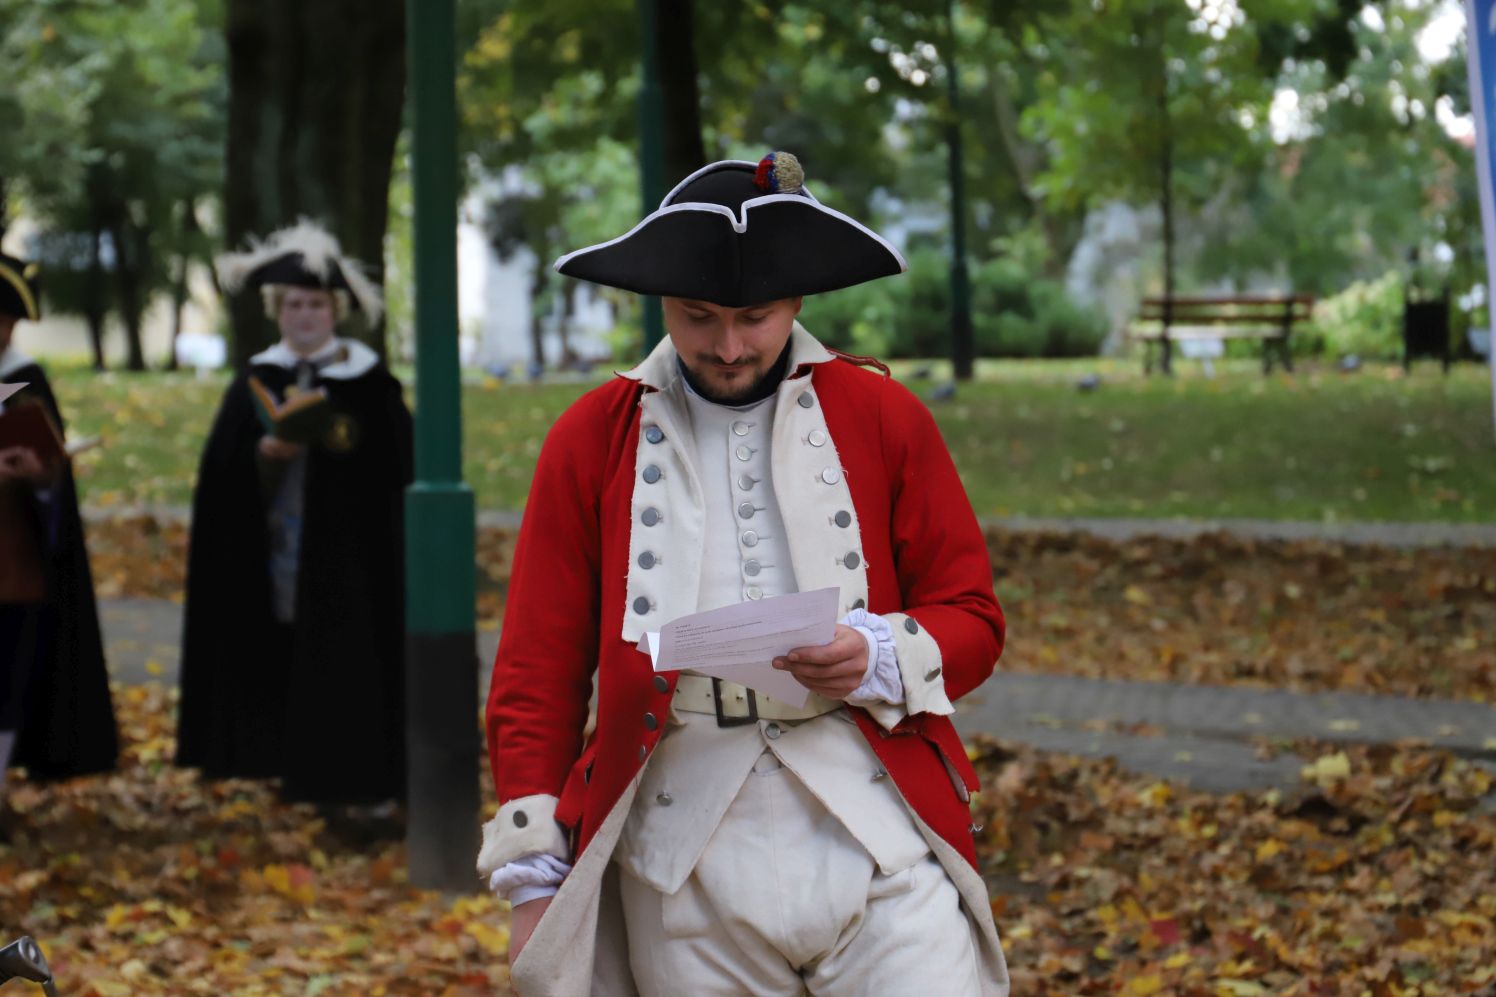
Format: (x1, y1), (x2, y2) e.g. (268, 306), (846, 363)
(678, 341), (794, 406)
(682, 358), (771, 405)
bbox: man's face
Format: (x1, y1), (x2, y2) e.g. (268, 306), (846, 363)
(663, 296), (803, 404)
(277, 287), (338, 355)
(0, 314), (17, 354)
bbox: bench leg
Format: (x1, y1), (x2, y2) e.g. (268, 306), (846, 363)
(1262, 340), (1273, 375)
(1161, 337), (1173, 376)
(1281, 338), (1294, 373)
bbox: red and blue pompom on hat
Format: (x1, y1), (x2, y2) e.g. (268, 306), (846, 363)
(554, 151), (906, 308)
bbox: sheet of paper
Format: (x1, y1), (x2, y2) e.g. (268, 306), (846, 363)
(0, 382), (27, 406)
(636, 587), (841, 709)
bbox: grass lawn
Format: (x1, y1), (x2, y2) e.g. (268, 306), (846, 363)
(47, 356), (1496, 521)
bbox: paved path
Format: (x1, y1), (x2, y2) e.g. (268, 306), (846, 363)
(85, 506), (1496, 550)
(102, 598), (1496, 807)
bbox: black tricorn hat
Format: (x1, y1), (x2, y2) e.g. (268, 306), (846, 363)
(554, 152), (907, 307)
(215, 219), (384, 323)
(0, 253), (41, 321)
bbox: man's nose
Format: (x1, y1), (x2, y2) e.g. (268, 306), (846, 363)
(716, 324), (746, 363)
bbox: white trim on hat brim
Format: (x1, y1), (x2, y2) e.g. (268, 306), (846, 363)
(552, 192), (908, 281)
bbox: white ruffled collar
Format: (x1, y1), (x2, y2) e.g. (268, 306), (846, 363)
(249, 337), (380, 380)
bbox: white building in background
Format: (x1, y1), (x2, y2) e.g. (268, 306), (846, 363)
(457, 172), (615, 377)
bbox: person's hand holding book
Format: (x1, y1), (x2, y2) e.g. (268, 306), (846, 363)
(257, 436), (305, 461)
(0, 445), (58, 487)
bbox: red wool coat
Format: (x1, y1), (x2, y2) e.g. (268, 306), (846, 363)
(485, 345), (1005, 870)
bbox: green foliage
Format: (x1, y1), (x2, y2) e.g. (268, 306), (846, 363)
(1, 0), (224, 365)
(1304, 271), (1405, 360)
(802, 248), (1107, 358)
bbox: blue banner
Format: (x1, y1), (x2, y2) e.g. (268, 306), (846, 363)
(1465, 0), (1496, 437)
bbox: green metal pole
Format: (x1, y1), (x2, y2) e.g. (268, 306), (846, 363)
(405, 0), (479, 891)
(638, 0), (666, 355)
(945, 0), (974, 382)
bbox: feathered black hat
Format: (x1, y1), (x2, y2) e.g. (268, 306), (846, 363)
(0, 253), (41, 321)
(554, 152), (907, 307)
(215, 219), (384, 323)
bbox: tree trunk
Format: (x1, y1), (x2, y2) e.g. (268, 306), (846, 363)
(223, 0), (407, 368)
(655, 0), (707, 185)
(528, 265), (548, 371)
(165, 198), (201, 371)
(110, 217), (149, 373)
(85, 200), (108, 372)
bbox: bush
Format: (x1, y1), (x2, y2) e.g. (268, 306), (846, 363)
(1305, 271), (1404, 361)
(800, 248), (1107, 359)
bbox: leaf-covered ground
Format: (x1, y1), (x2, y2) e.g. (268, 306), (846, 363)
(3, 685), (1492, 993)
(86, 518), (1496, 701)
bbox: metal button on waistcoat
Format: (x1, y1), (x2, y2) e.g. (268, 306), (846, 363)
(924, 667), (942, 681)
(738, 474), (757, 491)
(852, 598), (866, 610)
(653, 675), (669, 693)
(798, 394), (815, 409)
(808, 430), (827, 447)
(644, 426), (664, 444)
(741, 531), (759, 548)
(743, 560), (761, 577)
(871, 768), (887, 781)
(643, 712), (658, 731)
(738, 502), (757, 520)
(633, 597), (651, 615)
(764, 723), (782, 740)
(821, 467), (841, 485)
(904, 618), (920, 635)
(641, 507), (661, 527)
(513, 811), (528, 828)
(843, 552), (861, 569)
(642, 465), (662, 484)
(745, 585), (763, 600)
(732, 420), (751, 436)
(638, 551), (657, 569)
(656, 792), (673, 806)
(834, 510), (852, 528)
(735, 445), (753, 461)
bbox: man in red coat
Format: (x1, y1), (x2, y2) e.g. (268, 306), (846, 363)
(480, 153), (1009, 995)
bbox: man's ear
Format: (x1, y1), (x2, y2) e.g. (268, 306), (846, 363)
(792, 296), (804, 316)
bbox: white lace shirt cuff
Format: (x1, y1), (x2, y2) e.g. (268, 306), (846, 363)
(488, 852), (572, 905)
(841, 609), (905, 708)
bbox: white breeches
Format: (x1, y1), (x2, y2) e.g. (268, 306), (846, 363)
(617, 750), (983, 996)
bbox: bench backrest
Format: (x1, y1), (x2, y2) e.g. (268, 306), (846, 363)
(1139, 295), (1314, 326)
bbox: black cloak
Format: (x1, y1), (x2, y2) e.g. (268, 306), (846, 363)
(175, 350), (412, 804)
(5, 363), (119, 780)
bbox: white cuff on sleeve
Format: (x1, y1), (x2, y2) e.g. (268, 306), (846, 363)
(882, 611), (954, 719)
(476, 794), (569, 877)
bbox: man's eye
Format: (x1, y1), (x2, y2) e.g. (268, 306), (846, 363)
(743, 313), (768, 324)
(687, 312), (712, 322)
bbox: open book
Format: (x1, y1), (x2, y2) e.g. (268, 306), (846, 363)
(248, 376), (333, 445)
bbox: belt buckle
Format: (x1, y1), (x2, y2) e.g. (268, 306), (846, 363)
(712, 676), (758, 728)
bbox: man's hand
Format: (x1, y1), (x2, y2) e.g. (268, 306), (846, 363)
(509, 895), (552, 967)
(257, 436), (305, 461)
(0, 446), (53, 487)
(773, 624), (869, 700)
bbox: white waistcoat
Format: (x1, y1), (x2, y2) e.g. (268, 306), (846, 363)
(614, 374), (929, 895)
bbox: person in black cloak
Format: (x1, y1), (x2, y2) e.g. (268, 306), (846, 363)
(175, 221), (412, 825)
(0, 252), (117, 796)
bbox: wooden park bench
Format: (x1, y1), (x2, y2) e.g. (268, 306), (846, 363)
(1129, 294), (1314, 375)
